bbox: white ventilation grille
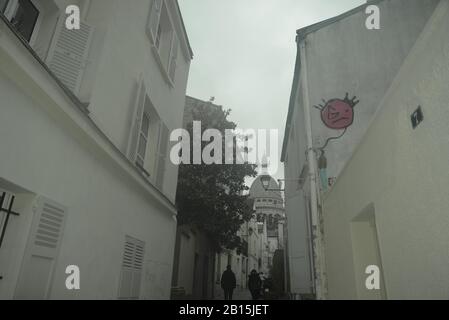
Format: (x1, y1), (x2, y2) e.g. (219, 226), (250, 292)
(34, 203), (64, 249)
(46, 18), (94, 94)
(122, 237), (145, 270)
(119, 236), (145, 299)
(134, 242), (144, 270)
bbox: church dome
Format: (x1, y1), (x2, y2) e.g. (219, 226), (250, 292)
(249, 175), (283, 201)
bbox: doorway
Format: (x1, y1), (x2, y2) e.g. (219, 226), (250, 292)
(350, 203), (387, 299)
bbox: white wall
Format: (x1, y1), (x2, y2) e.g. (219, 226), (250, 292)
(283, 0), (439, 296)
(0, 0), (191, 299)
(323, 0), (449, 299)
(305, 0), (439, 180)
(85, 0), (191, 202)
(0, 74), (176, 299)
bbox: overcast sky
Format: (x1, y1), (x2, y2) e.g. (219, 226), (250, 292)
(178, 0), (365, 182)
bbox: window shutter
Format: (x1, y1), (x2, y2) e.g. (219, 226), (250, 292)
(147, 0), (163, 45)
(127, 78), (146, 163)
(118, 236), (145, 299)
(155, 122), (169, 190)
(168, 35), (179, 82)
(46, 16), (94, 95)
(14, 197), (67, 299)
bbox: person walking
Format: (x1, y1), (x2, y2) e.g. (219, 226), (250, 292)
(221, 265), (236, 300)
(248, 269), (262, 300)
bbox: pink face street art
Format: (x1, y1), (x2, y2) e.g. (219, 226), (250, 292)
(314, 93), (359, 130)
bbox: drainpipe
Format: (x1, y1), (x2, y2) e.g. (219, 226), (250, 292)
(298, 37), (324, 300)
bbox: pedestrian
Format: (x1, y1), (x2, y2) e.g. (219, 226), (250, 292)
(221, 265), (236, 300)
(248, 269), (262, 300)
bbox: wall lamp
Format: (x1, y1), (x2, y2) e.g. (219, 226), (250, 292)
(260, 175), (306, 192)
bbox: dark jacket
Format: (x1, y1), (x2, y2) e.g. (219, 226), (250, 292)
(221, 270), (236, 290)
(248, 273), (262, 291)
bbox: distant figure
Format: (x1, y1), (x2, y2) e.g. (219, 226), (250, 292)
(221, 265), (236, 300)
(248, 269), (262, 300)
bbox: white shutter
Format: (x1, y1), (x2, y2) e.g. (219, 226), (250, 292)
(155, 122), (169, 190)
(127, 78), (147, 163)
(46, 16), (94, 95)
(118, 236), (145, 299)
(168, 34), (179, 82)
(14, 197), (67, 299)
(147, 0), (163, 45)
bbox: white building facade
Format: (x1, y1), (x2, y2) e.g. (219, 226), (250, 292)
(281, 0), (440, 299)
(0, 0), (192, 299)
(322, 0), (449, 299)
(249, 175), (286, 277)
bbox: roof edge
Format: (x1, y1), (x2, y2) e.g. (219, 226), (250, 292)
(296, 0), (385, 39)
(282, 0), (386, 162)
(281, 35), (301, 162)
(175, 0), (194, 59)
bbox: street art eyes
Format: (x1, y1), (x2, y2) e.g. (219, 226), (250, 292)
(314, 93), (359, 130)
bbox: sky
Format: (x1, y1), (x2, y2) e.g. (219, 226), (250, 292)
(178, 0), (366, 183)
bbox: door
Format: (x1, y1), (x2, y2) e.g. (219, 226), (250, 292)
(14, 196), (67, 299)
(350, 203), (387, 300)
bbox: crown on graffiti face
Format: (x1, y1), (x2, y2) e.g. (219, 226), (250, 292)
(314, 93), (359, 111)
(343, 92), (360, 108)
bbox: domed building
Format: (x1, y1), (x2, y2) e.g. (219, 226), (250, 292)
(249, 175), (286, 276)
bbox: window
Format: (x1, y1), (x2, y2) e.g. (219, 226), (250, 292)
(1, 0), (40, 42)
(147, 0), (179, 84)
(118, 236), (145, 300)
(128, 78), (170, 189)
(155, 22), (162, 49)
(0, 0), (9, 13)
(136, 112), (150, 169)
(46, 13), (94, 95)
(136, 96), (161, 178)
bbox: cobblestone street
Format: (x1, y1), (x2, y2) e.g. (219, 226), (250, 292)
(214, 288), (252, 301)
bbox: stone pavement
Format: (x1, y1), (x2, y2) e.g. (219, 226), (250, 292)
(214, 288), (252, 300)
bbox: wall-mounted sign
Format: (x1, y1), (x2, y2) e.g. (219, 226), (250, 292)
(411, 106), (424, 129)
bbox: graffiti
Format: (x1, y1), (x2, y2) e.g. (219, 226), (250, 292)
(314, 93), (360, 151)
(314, 93), (359, 130)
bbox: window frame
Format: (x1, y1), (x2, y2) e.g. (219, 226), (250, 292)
(147, 0), (178, 87)
(136, 111), (150, 171)
(2, 0), (44, 45)
(132, 87), (169, 187)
